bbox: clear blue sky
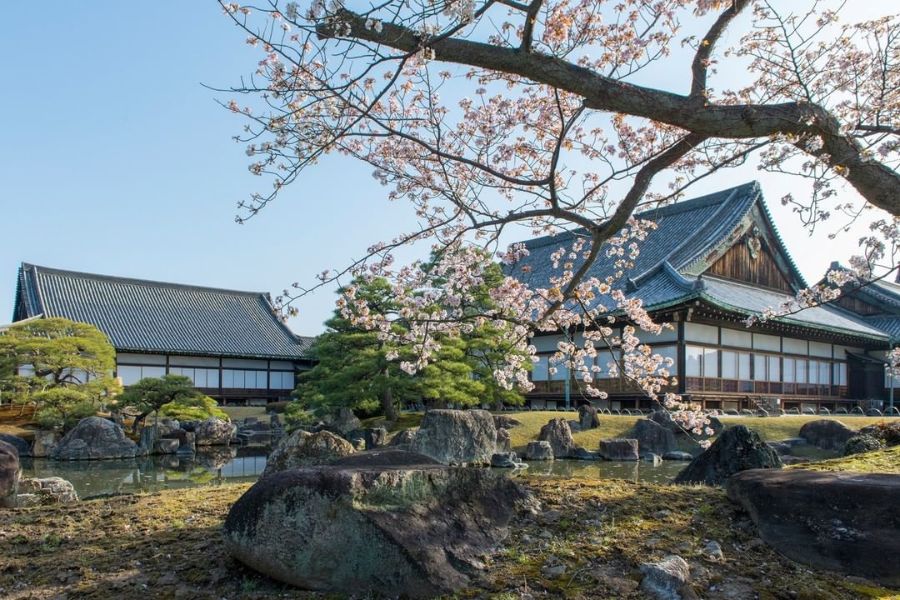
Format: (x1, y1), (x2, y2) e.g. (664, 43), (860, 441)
(0, 2), (889, 336)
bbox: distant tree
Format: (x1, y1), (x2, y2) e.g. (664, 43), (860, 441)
(113, 374), (224, 431)
(418, 335), (485, 407)
(294, 277), (419, 421)
(0, 318), (120, 429)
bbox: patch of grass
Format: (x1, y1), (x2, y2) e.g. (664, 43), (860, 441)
(497, 411), (891, 452)
(362, 411), (424, 432)
(483, 476), (899, 599)
(717, 415), (887, 442)
(795, 445), (900, 475)
(220, 406), (270, 424)
(2, 472), (898, 598)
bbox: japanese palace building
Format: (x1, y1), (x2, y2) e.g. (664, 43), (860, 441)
(508, 181), (897, 413)
(12, 264), (314, 404)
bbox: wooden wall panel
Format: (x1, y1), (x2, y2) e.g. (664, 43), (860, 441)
(706, 240), (793, 292)
(835, 295), (881, 316)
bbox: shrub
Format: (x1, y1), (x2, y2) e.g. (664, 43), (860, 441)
(843, 434), (886, 456)
(266, 400), (290, 414)
(159, 395), (228, 422)
(284, 401), (318, 430)
(30, 388), (98, 431)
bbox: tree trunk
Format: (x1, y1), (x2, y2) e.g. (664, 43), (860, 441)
(381, 370), (398, 422)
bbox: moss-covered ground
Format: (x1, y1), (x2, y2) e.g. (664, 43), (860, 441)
(2, 447), (899, 599)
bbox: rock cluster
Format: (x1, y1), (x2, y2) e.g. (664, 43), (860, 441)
(578, 404), (600, 430)
(525, 440), (554, 461)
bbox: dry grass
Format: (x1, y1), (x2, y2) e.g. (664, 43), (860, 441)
(3, 454), (898, 599)
(500, 411), (890, 453)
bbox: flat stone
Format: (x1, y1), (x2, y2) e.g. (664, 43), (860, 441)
(662, 451), (693, 461)
(524, 440), (553, 461)
(727, 468), (900, 586)
(598, 438), (639, 461)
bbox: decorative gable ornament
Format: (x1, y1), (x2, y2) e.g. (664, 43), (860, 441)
(746, 226), (762, 261)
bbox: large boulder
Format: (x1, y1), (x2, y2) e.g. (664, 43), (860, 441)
(524, 441), (554, 461)
(17, 477), (78, 506)
(0, 433), (31, 458)
(727, 469), (900, 587)
(631, 419), (676, 455)
(578, 405), (600, 430)
(328, 407), (362, 435)
(537, 418), (576, 458)
(598, 439), (639, 461)
(410, 409), (497, 465)
(675, 425), (781, 486)
(195, 418), (236, 446)
(51, 417), (138, 461)
(798, 419), (854, 451)
(224, 450), (530, 598)
(0, 440), (20, 508)
(263, 430), (355, 476)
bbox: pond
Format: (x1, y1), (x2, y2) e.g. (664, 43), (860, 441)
(20, 448), (268, 499)
(20, 448), (687, 499)
(520, 458), (686, 484)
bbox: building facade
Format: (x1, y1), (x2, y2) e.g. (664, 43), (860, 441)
(508, 182), (894, 413)
(12, 264), (314, 404)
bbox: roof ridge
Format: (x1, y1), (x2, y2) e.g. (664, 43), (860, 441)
(519, 181), (759, 251)
(649, 185), (747, 276)
(22, 263), (267, 298)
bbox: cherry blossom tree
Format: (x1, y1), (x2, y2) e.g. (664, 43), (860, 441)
(217, 0), (899, 437)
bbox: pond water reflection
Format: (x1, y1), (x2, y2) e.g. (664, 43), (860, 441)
(517, 459), (686, 484)
(20, 448), (269, 499)
(20, 450), (687, 499)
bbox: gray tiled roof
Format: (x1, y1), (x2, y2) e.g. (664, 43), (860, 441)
(507, 182), (888, 342)
(14, 264), (313, 360)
